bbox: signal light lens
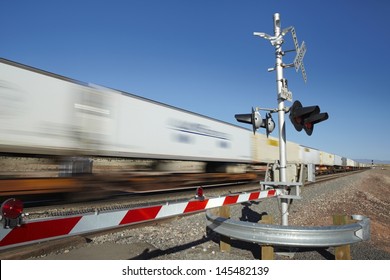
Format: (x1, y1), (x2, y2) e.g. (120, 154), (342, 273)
(305, 122), (313, 129)
(289, 100), (328, 136)
(196, 186), (204, 198)
(1, 198), (23, 219)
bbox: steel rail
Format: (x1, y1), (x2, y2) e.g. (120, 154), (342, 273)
(206, 212), (370, 247)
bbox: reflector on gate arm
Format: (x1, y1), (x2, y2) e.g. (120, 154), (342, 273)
(1, 198), (24, 228)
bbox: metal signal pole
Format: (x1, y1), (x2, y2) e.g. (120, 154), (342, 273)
(273, 13), (289, 226)
(254, 13), (294, 225)
(253, 13), (308, 226)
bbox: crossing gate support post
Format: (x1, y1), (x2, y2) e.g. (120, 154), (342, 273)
(219, 205), (231, 252)
(259, 215), (274, 260)
(216, 208), (276, 259)
(333, 214), (353, 260)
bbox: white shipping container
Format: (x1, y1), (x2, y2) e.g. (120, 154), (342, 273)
(299, 146), (320, 165)
(103, 89), (252, 162)
(0, 59), (83, 155)
(320, 151), (334, 166)
(334, 154), (343, 166)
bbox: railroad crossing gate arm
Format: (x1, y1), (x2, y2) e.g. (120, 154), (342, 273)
(0, 188), (282, 249)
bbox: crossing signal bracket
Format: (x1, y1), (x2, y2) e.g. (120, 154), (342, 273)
(289, 100), (328, 136)
(235, 107), (275, 137)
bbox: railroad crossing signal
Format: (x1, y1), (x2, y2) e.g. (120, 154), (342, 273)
(289, 100), (329, 136)
(291, 27), (307, 83)
(251, 13), (322, 225)
(235, 107), (275, 137)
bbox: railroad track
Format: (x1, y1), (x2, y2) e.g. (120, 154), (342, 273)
(0, 171), (263, 206)
(0, 180), (270, 259)
(0, 170), (366, 259)
(21, 179), (264, 219)
(308, 170), (366, 185)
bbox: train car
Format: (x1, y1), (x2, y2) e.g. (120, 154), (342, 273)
(317, 151), (335, 174)
(320, 151), (334, 167)
(333, 154), (345, 172)
(97, 87), (252, 164)
(0, 58), (253, 168)
(251, 134), (278, 164)
(0, 58), (84, 155)
(299, 146), (320, 166)
(346, 158), (356, 170)
(334, 154), (343, 167)
(252, 133), (300, 164)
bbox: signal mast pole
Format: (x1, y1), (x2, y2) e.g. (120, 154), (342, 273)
(243, 13), (309, 226)
(254, 13), (291, 225)
(274, 14), (287, 184)
(273, 14), (289, 226)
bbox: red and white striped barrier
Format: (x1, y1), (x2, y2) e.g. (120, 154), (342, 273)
(0, 189), (280, 249)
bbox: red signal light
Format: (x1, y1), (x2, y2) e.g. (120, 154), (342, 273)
(196, 187), (204, 198)
(294, 117), (302, 126)
(305, 122), (313, 130)
(1, 198), (23, 219)
(289, 100), (328, 136)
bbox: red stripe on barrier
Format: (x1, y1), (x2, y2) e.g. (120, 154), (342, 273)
(267, 189), (276, 196)
(0, 216), (82, 247)
(223, 195), (239, 205)
(184, 200), (209, 213)
(249, 192), (260, 200)
(120, 205), (162, 225)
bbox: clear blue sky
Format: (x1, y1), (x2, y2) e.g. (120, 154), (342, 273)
(1, 0), (389, 161)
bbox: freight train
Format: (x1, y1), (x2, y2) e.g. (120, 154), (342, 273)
(0, 58), (367, 181)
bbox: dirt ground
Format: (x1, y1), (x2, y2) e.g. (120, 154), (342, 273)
(299, 168), (390, 253)
(347, 168), (390, 252)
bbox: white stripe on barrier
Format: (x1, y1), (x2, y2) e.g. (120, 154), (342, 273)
(69, 210), (128, 234)
(156, 202), (188, 219)
(205, 197), (226, 209)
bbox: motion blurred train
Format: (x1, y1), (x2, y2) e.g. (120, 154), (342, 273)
(0, 58), (367, 178)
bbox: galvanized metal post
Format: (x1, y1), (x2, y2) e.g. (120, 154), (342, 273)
(273, 13), (289, 226)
